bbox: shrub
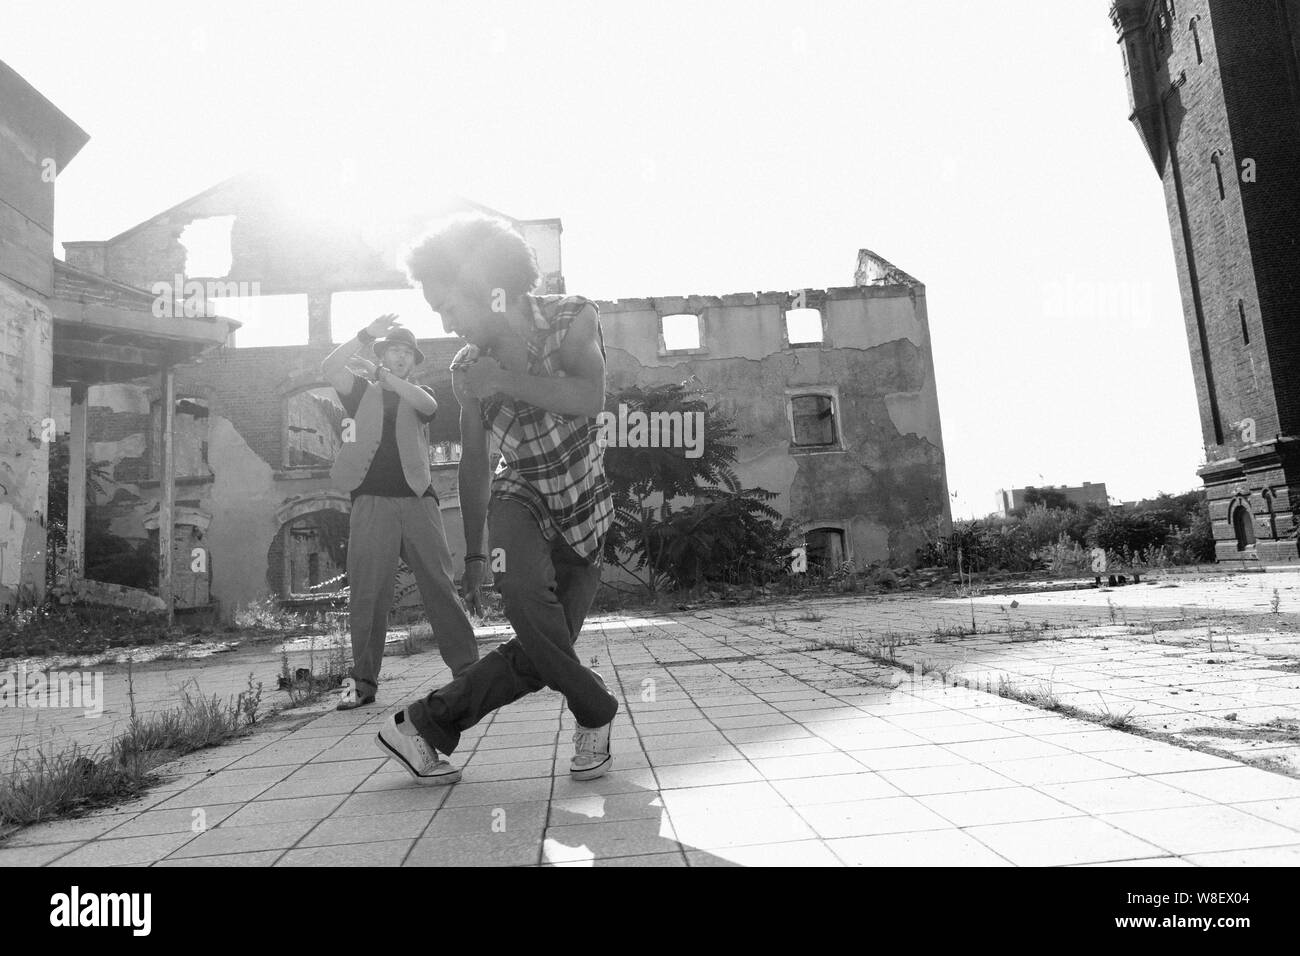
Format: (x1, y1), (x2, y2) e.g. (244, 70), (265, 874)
(1087, 510), (1172, 555)
(602, 382), (795, 593)
(1018, 505), (1081, 550)
(618, 487), (797, 591)
(915, 518), (1039, 573)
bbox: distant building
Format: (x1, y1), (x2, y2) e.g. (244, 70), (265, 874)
(994, 482), (1109, 517)
(1111, 1), (1300, 562)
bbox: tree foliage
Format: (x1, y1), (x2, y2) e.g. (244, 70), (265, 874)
(601, 382), (795, 591)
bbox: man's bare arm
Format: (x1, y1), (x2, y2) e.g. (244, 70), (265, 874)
(455, 375), (492, 557)
(463, 305), (606, 417)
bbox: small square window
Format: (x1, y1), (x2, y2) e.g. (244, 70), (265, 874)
(785, 308), (823, 345)
(660, 313), (702, 352)
(791, 394), (837, 447)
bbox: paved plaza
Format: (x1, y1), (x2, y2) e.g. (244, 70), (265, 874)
(3, 570), (1300, 866)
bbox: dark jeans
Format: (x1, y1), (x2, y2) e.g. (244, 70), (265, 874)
(407, 499), (618, 755)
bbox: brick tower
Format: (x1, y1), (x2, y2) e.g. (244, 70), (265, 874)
(1111, 0), (1300, 562)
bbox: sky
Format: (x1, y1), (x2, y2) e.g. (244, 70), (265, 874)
(4, 0), (1206, 519)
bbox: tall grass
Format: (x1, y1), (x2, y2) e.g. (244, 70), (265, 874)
(1, 676), (264, 830)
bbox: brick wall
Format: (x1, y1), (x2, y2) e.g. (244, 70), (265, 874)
(1118, 0), (1300, 559)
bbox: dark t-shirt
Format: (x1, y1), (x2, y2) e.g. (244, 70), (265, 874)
(339, 377), (438, 500)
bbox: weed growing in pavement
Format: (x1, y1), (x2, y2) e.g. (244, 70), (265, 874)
(1094, 692), (1136, 729)
(995, 674), (1060, 710)
(239, 673), (264, 725)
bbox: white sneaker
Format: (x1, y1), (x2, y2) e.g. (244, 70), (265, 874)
(376, 712), (461, 786)
(571, 718), (614, 780)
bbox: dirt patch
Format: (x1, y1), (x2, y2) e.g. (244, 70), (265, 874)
(1184, 719), (1300, 744)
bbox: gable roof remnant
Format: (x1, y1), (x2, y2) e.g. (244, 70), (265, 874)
(854, 249), (921, 288)
(66, 168), (559, 250)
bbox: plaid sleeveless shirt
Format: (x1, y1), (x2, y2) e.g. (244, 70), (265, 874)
(481, 294), (612, 560)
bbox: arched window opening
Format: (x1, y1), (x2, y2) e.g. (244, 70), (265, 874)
(1263, 489), (1278, 539)
(1232, 501), (1256, 551)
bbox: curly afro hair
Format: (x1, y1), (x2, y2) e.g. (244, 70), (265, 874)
(404, 215), (540, 299)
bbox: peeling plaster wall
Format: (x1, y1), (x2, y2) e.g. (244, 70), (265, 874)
(0, 283), (54, 603)
(81, 352), (473, 620)
(0, 96), (58, 607)
(204, 414), (280, 613)
(601, 287), (950, 566)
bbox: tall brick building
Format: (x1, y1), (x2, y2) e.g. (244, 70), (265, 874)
(1111, 0), (1300, 562)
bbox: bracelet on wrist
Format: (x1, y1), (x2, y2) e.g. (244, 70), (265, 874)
(464, 553), (487, 564)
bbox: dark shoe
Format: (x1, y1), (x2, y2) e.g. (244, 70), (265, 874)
(336, 680), (375, 711)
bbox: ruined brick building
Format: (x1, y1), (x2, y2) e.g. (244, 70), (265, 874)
(1, 61), (234, 612)
(56, 172), (950, 620)
(1112, 0), (1300, 562)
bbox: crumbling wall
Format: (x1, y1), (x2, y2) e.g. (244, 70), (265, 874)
(0, 282), (53, 607)
(65, 175), (566, 310)
(82, 340), (470, 619)
(0, 74), (64, 608)
(600, 287), (950, 566)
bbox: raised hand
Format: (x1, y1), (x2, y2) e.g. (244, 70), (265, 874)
(364, 313), (401, 338)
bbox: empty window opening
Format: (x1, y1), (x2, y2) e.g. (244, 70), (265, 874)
(791, 394), (837, 447)
(1238, 300), (1249, 344)
(331, 288), (454, 343)
(209, 293), (310, 348)
(660, 313), (701, 352)
(785, 308), (823, 345)
(285, 386), (346, 468)
(1190, 16), (1202, 64)
(805, 528), (846, 571)
(1232, 502), (1256, 551)
(179, 216), (235, 278)
(1211, 152), (1226, 200)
